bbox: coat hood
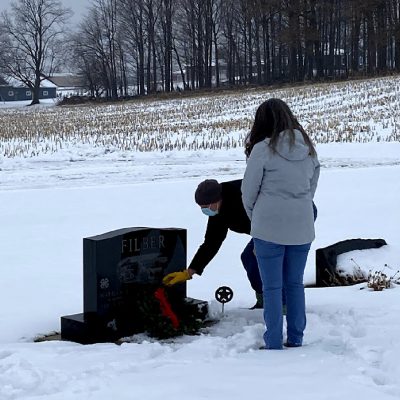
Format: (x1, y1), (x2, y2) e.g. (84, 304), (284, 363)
(274, 129), (310, 161)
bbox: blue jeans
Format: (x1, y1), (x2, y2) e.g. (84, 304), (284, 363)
(241, 239), (263, 294)
(241, 239), (287, 305)
(253, 239), (311, 349)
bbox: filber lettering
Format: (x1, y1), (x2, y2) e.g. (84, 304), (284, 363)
(121, 235), (165, 253)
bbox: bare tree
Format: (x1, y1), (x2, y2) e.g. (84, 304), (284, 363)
(0, 0), (72, 104)
(160, 0), (174, 91)
(73, 0), (126, 99)
(56, 0), (400, 97)
(69, 30), (107, 98)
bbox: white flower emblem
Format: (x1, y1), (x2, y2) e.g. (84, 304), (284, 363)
(100, 278), (110, 289)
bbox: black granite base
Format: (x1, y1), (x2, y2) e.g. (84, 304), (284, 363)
(61, 297), (209, 344)
(61, 313), (117, 344)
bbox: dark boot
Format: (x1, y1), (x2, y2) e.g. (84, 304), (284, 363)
(249, 292), (263, 309)
(284, 342), (302, 348)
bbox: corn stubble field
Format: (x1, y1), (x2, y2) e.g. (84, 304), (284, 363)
(1, 75), (400, 159)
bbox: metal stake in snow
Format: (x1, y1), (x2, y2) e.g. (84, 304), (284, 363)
(215, 286), (233, 314)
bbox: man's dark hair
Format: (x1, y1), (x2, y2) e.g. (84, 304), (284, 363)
(195, 179), (222, 205)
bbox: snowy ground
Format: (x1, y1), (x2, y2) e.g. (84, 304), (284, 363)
(1, 82), (400, 399)
(0, 144), (399, 399)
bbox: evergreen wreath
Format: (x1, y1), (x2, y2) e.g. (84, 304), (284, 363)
(126, 285), (205, 339)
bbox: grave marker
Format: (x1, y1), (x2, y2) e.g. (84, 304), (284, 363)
(61, 227), (207, 344)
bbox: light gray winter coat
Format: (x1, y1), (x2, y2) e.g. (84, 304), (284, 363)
(241, 129), (320, 245)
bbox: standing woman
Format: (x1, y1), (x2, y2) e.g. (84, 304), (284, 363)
(241, 98), (320, 350)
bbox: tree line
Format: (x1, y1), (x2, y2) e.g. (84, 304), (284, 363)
(1, 0), (400, 104)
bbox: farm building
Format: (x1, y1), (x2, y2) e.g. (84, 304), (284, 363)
(0, 76), (57, 102)
(47, 74), (87, 97)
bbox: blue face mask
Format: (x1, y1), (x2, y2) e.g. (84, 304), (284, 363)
(201, 207), (219, 217)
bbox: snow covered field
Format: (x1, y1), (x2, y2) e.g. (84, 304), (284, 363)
(1, 77), (400, 399)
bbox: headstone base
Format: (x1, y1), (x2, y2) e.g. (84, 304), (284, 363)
(61, 313), (118, 344)
(61, 297), (208, 345)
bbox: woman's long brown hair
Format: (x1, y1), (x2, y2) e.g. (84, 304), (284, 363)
(244, 98), (316, 158)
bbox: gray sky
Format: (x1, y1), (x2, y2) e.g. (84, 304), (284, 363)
(0, 0), (90, 25)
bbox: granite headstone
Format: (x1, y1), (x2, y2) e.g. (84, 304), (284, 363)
(315, 238), (387, 286)
(61, 227), (207, 344)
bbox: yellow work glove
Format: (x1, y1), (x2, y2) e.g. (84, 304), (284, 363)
(162, 270), (192, 286)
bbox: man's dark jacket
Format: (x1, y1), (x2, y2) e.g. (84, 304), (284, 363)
(188, 179), (250, 275)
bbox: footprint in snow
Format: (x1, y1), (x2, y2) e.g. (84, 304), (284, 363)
(0, 351), (13, 360)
